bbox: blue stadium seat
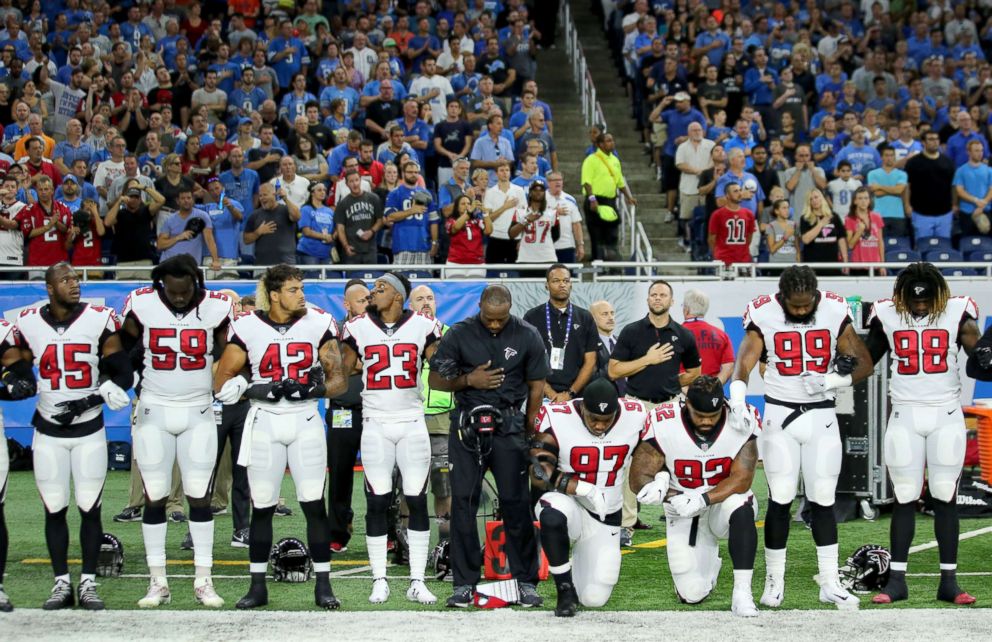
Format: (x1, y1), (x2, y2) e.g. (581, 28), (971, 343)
(941, 267), (978, 277)
(358, 270), (385, 279)
(399, 270), (434, 279)
(487, 270), (520, 279)
(885, 250), (920, 262)
(959, 236), (992, 254)
(924, 249), (963, 262)
(967, 250), (992, 262)
(884, 236), (912, 252)
(916, 236), (954, 253)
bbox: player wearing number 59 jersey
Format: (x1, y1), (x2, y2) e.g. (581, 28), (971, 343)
(530, 379), (648, 617)
(732, 266), (873, 611)
(119, 256), (234, 610)
(865, 263), (981, 606)
(631, 377), (761, 617)
(15, 263), (134, 611)
(214, 264), (347, 611)
(340, 272), (443, 606)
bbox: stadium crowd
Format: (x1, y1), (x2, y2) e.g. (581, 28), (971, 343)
(0, 0), (577, 279)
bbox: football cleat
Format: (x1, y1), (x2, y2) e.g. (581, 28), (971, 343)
(759, 574), (784, 608)
(554, 582), (579, 617)
(518, 582), (543, 608)
(169, 511), (188, 523)
(181, 531), (193, 550)
(77, 579), (105, 610)
(872, 574), (908, 604)
(817, 575), (860, 610)
(231, 528), (249, 548)
(43, 579), (75, 610)
(330, 542), (348, 554)
(732, 589), (758, 617)
(236, 583), (268, 609)
(406, 579), (437, 605)
(274, 504), (292, 517)
(194, 577), (225, 608)
(369, 577), (390, 604)
(138, 578), (171, 608)
(0, 585), (13, 612)
(315, 576), (341, 610)
(446, 584), (473, 608)
(211, 506), (228, 516)
(113, 506), (142, 522)
(620, 528), (633, 548)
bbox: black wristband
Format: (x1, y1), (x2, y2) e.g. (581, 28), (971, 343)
(555, 472), (573, 494)
(102, 350), (134, 390)
(702, 493), (711, 506)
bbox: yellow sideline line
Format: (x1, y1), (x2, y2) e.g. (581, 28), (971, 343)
(21, 558), (371, 567)
(631, 520), (765, 550)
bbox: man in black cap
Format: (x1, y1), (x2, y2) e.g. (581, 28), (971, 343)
(428, 284), (549, 609)
(530, 378), (650, 617)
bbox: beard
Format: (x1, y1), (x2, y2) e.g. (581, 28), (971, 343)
(783, 307), (816, 324)
(648, 303), (669, 317)
(366, 301), (380, 316)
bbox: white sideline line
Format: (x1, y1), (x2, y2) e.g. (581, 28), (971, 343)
(906, 572), (992, 577)
(907, 525), (992, 554)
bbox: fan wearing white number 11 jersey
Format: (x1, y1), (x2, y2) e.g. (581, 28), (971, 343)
(340, 272), (443, 606)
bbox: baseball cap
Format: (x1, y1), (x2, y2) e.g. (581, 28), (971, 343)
(126, 187), (142, 197)
(528, 177), (547, 190)
(674, 91), (691, 102)
(582, 378), (620, 416)
(63, 174), (79, 184)
(238, 117), (252, 126)
(383, 37), (397, 47)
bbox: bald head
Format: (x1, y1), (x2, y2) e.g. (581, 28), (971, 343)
(344, 282), (371, 318)
(480, 284), (511, 307)
(410, 285), (436, 317)
(590, 299), (616, 335)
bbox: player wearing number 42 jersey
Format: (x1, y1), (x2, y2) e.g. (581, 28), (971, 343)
(530, 378), (648, 617)
(340, 272), (443, 606)
(214, 264), (347, 611)
(866, 263), (981, 605)
(632, 376), (761, 617)
(119, 255), (234, 609)
(14, 263), (134, 611)
(732, 266), (874, 610)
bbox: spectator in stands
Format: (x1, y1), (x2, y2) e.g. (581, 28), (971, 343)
(0, 176), (26, 276)
(675, 122), (715, 246)
(905, 129), (956, 241)
(269, 156), (310, 209)
(433, 99), (473, 188)
(105, 179), (161, 279)
(336, 169), (384, 266)
(191, 69), (227, 127)
(293, 134), (330, 185)
(13, 113), (54, 160)
(516, 109), (557, 171)
(21, 137), (61, 187)
(716, 147), (764, 215)
(444, 193), (491, 278)
(658, 92), (706, 217)
(834, 125), (882, 181)
(200, 178), (244, 280)
(766, 198), (798, 264)
(953, 139), (992, 236)
(478, 37), (516, 100)
(295, 183), (335, 270)
(93, 135), (128, 206)
(509, 178), (558, 273)
(681, 289), (735, 383)
(946, 111), (989, 167)
(53, 119), (93, 178)
(219, 147), (261, 213)
(581, 133), (636, 262)
(845, 186), (886, 275)
(483, 159), (525, 265)
(826, 160), (862, 219)
(247, 124), (286, 185)
(244, 182), (301, 266)
(799, 188), (847, 270)
(743, 48), (778, 127)
(708, 183), (756, 268)
(158, 187), (221, 270)
(470, 113), (515, 185)
(547, 170), (584, 264)
(394, 97), (432, 169)
(867, 145), (910, 239)
(15, 175), (70, 274)
(384, 161), (438, 265)
(364, 82), (404, 146)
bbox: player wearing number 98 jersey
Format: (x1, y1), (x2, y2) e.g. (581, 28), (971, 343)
(14, 263), (134, 611)
(339, 272), (443, 606)
(213, 265), (347, 611)
(865, 263), (981, 606)
(731, 266), (873, 611)
(119, 256), (234, 609)
(530, 378), (648, 617)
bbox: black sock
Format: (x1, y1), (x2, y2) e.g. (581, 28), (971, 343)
(889, 502), (916, 564)
(248, 506), (276, 564)
(300, 500), (331, 565)
(78, 503), (103, 576)
(188, 502), (212, 523)
(553, 569), (573, 589)
(0, 502), (7, 582)
(538, 506), (571, 568)
(365, 491), (392, 538)
(143, 502), (167, 525)
(45, 507), (70, 577)
(405, 493), (429, 532)
(764, 499), (792, 550)
(931, 499), (959, 566)
(728, 503), (757, 570)
(808, 502), (838, 547)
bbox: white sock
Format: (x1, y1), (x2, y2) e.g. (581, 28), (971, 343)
(80, 573), (96, 585)
(367, 535), (388, 580)
(313, 561), (330, 574)
(816, 543), (839, 582)
(940, 563), (957, 571)
(890, 561), (908, 572)
(189, 519), (215, 571)
(55, 573), (70, 584)
(733, 569), (753, 592)
(549, 562), (572, 575)
(407, 530), (431, 582)
(143, 522), (168, 570)
(764, 548), (786, 579)
(249, 562), (268, 574)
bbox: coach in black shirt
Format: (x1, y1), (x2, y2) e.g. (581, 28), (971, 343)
(429, 285), (549, 608)
(609, 280), (702, 404)
(523, 264), (598, 401)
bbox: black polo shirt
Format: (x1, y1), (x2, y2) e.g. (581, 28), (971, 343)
(523, 302), (599, 394)
(429, 313), (550, 411)
(612, 315), (701, 402)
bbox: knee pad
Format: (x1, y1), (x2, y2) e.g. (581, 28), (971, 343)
(144, 502), (167, 525)
(928, 477), (958, 503)
(539, 506), (568, 533)
(299, 499), (327, 520)
(578, 584), (612, 608)
(365, 491), (392, 537)
(674, 574), (711, 604)
(429, 453), (451, 499)
(405, 493), (429, 531)
(188, 504), (212, 522)
(666, 540), (695, 576)
(45, 506), (69, 522)
(187, 493), (212, 510)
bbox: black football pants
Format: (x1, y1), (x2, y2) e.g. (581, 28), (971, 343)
(326, 403), (363, 547)
(216, 400), (251, 532)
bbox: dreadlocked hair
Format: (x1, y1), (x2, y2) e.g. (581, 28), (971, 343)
(151, 254), (205, 317)
(893, 262), (949, 324)
(257, 264), (305, 313)
(778, 265), (818, 299)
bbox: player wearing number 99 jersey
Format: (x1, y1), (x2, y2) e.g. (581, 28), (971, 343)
(731, 266), (873, 611)
(530, 378), (648, 617)
(339, 272), (443, 606)
(631, 377), (761, 617)
(14, 263), (134, 611)
(865, 263), (981, 606)
(213, 265), (347, 611)
(119, 256), (234, 609)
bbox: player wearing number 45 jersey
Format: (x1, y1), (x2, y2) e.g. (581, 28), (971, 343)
(214, 265), (347, 610)
(340, 272), (443, 606)
(119, 255), (234, 609)
(866, 263), (980, 605)
(530, 378), (648, 617)
(732, 265), (874, 610)
(14, 263), (134, 611)
(631, 376), (761, 617)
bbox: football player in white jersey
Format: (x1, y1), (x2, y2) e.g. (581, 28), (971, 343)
(865, 263), (980, 605)
(14, 263), (133, 610)
(119, 255), (234, 609)
(0, 319), (37, 612)
(339, 272), (443, 605)
(214, 264), (347, 610)
(632, 376), (761, 617)
(731, 265), (873, 610)
(530, 378), (648, 617)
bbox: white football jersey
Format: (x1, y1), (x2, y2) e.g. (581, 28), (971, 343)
(868, 296), (978, 406)
(123, 287), (234, 406)
(15, 303), (121, 426)
(535, 398), (649, 515)
(229, 307), (339, 410)
(642, 401), (760, 494)
(341, 310), (442, 420)
(743, 290), (852, 403)
(0, 318), (19, 352)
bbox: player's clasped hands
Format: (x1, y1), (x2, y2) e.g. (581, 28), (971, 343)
(645, 341), (674, 365)
(669, 491), (707, 518)
(466, 361), (504, 389)
(799, 371), (829, 395)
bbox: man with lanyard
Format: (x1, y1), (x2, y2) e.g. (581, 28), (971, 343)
(580, 133), (636, 261)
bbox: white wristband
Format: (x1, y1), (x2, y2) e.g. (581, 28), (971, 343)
(574, 480), (595, 498)
(729, 379), (747, 403)
(824, 373), (853, 391)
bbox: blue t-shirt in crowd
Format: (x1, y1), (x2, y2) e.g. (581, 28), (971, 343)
(296, 204), (336, 259)
(385, 185), (438, 253)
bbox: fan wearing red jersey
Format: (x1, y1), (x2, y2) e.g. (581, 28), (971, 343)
(119, 255), (234, 609)
(14, 263), (134, 611)
(865, 263), (981, 606)
(339, 272), (443, 606)
(213, 264), (347, 611)
(15, 176), (73, 271)
(531, 378), (648, 617)
(707, 183), (756, 267)
(731, 265), (874, 611)
(631, 376), (761, 617)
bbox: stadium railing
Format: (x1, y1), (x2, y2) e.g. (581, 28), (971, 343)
(590, 261), (992, 281)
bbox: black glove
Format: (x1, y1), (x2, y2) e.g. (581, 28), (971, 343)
(52, 394), (103, 425)
(1, 361), (37, 400)
(975, 346), (992, 370)
(245, 382), (283, 402)
(833, 354), (857, 376)
(279, 367), (326, 401)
